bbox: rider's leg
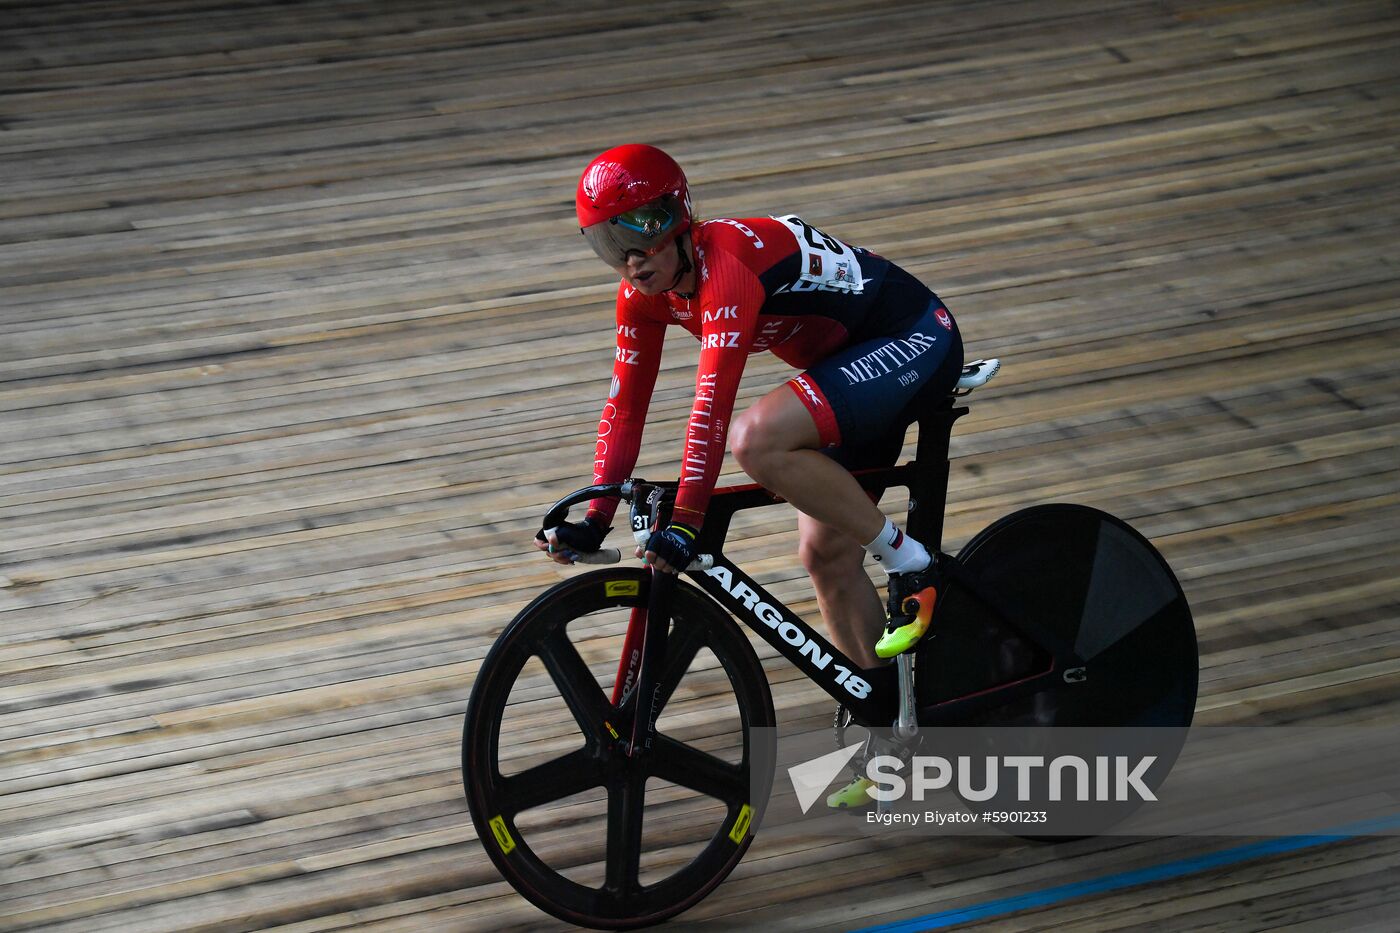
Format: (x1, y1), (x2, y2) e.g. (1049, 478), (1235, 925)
(729, 388), (919, 560)
(731, 296), (961, 576)
(796, 511), (887, 670)
(734, 297), (962, 664)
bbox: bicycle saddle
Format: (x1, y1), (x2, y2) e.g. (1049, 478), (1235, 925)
(954, 358), (1001, 394)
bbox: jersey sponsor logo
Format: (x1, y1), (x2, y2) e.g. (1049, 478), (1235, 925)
(618, 325), (638, 339)
(683, 372), (721, 486)
(610, 375), (621, 398)
(701, 332), (742, 350)
(838, 332), (938, 385)
(773, 276), (874, 295)
(597, 402), (617, 438)
(793, 375), (825, 408)
(703, 305), (739, 323)
(593, 437), (608, 480)
(713, 218), (765, 248)
(623, 286), (637, 299)
(615, 347), (641, 365)
(592, 401), (619, 482)
(752, 319), (803, 351)
(935, 307), (952, 330)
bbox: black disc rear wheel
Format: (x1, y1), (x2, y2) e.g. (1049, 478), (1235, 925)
(918, 505), (1197, 837)
(463, 569), (775, 930)
(920, 503), (1197, 727)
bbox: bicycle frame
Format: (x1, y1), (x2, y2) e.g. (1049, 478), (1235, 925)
(478, 384), (1196, 928)
(554, 399), (1086, 739)
(688, 401), (1077, 727)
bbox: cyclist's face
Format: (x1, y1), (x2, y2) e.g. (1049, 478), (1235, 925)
(618, 245), (679, 296)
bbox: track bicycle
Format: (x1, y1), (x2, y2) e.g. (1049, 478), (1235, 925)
(462, 359), (1198, 929)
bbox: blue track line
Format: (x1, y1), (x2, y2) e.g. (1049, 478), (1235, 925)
(848, 813), (1400, 932)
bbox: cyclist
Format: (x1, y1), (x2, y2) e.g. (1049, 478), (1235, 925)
(538, 142), (963, 727)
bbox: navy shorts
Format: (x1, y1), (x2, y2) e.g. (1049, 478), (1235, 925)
(786, 297), (963, 471)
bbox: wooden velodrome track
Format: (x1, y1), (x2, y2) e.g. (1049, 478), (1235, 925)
(3, 0), (1399, 929)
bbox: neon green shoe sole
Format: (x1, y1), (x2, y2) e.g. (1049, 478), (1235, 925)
(826, 776), (876, 809)
(874, 585), (938, 659)
(874, 618), (929, 658)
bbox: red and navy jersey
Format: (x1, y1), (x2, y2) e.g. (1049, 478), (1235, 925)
(586, 215), (921, 528)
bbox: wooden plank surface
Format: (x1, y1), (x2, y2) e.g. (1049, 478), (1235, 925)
(2, 0), (1399, 930)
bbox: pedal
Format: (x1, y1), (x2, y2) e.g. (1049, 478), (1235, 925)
(828, 707), (920, 811)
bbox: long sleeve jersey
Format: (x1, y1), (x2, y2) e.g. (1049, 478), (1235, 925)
(585, 214), (902, 530)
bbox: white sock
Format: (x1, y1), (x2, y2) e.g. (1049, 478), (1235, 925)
(864, 518), (930, 575)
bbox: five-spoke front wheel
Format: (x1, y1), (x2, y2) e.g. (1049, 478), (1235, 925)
(462, 569), (775, 930)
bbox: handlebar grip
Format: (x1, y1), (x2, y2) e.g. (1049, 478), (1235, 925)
(555, 547), (711, 571)
(568, 550), (708, 569)
(542, 527), (619, 564)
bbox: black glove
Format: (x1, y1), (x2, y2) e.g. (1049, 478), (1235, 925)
(539, 517), (609, 558)
(645, 522), (699, 571)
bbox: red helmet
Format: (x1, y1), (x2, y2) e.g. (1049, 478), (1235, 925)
(576, 144), (692, 266)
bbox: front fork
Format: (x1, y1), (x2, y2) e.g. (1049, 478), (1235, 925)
(609, 571), (673, 758)
(612, 484), (676, 758)
(610, 607), (647, 709)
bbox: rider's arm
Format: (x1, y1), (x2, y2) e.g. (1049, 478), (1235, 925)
(671, 252), (764, 529)
(586, 291), (667, 527)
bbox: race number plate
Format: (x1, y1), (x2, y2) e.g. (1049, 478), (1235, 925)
(773, 214), (865, 294)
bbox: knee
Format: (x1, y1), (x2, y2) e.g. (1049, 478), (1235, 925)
(729, 411), (773, 479)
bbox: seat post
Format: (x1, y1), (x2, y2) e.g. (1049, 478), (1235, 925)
(904, 402), (967, 553)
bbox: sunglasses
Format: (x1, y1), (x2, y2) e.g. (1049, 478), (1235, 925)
(582, 196), (684, 266)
